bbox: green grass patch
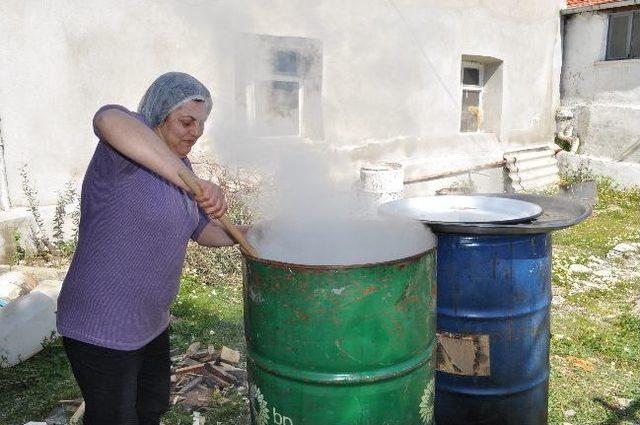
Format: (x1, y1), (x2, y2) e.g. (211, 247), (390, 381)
(169, 274), (245, 355)
(0, 338), (80, 425)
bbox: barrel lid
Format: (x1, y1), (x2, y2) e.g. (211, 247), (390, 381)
(379, 193), (591, 235)
(378, 195), (542, 225)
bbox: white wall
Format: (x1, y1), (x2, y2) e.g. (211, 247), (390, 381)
(0, 0), (563, 208)
(561, 11), (640, 161)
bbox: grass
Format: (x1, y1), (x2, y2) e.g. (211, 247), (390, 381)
(0, 337), (79, 423)
(0, 179), (639, 424)
(547, 178), (640, 425)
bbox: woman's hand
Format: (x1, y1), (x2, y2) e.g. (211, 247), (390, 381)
(194, 179), (228, 218)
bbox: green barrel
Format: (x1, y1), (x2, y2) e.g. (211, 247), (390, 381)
(243, 249), (436, 425)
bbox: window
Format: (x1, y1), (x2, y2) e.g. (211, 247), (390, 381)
(606, 11), (640, 60)
(254, 49), (305, 136)
(256, 80), (300, 136)
(237, 35), (323, 139)
(460, 61), (484, 133)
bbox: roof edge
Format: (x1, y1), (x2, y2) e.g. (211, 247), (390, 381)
(562, 0), (640, 15)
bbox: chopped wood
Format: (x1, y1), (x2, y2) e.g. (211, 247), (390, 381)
(69, 401), (85, 425)
(174, 363), (205, 375)
(191, 349), (212, 360)
(169, 343), (246, 410)
(219, 346), (241, 365)
(182, 357), (201, 367)
(205, 362), (237, 384)
(176, 375), (189, 388)
(220, 364), (248, 383)
(185, 341), (202, 357)
(58, 399), (83, 406)
(169, 347), (182, 356)
(178, 376), (203, 394)
(207, 345), (216, 356)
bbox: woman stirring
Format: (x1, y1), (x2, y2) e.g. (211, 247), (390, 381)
(57, 72), (239, 424)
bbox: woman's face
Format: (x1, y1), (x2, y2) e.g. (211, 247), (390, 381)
(155, 100), (208, 157)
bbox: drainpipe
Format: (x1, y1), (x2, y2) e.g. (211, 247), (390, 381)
(0, 116), (12, 211)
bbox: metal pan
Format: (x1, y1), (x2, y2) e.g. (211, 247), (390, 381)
(378, 195), (543, 224)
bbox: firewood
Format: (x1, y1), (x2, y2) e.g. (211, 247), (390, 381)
(58, 399), (83, 406)
(69, 401), (85, 425)
(191, 349), (212, 360)
(220, 364), (248, 383)
(205, 372), (232, 388)
(175, 363), (205, 375)
(219, 346), (241, 365)
(205, 362), (237, 384)
(185, 342), (201, 357)
(178, 376), (203, 394)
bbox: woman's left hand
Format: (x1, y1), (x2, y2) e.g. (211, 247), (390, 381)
(194, 179), (228, 218)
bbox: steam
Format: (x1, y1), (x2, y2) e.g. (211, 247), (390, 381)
(170, 0), (441, 265)
(249, 217), (435, 266)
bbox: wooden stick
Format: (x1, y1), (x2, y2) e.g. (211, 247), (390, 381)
(69, 401), (85, 425)
(178, 169), (259, 257)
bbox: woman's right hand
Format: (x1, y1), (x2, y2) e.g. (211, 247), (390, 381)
(194, 179), (228, 219)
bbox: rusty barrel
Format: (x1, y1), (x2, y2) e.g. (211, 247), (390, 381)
(243, 249), (437, 425)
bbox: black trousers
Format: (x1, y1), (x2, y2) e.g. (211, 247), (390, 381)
(62, 328), (170, 425)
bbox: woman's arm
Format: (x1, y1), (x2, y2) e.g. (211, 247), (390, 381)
(195, 222), (251, 247)
(93, 107), (192, 191)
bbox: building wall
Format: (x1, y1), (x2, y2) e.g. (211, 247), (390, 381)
(0, 0), (563, 209)
(561, 10), (640, 162)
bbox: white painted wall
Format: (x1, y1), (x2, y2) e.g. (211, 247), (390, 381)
(561, 11), (640, 161)
(0, 0), (563, 209)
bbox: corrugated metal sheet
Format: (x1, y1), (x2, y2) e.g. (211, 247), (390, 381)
(504, 145), (559, 191)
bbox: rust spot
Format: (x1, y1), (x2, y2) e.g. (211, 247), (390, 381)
(362, 285), (379, 296)
(294, 310), (309, 322)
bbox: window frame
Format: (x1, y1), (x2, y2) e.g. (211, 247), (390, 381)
(460, 61), (484, 133)
(252, 48), (306, 139)
(606, 11), (638, 60)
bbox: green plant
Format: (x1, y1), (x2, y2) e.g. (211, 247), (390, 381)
(18, 165), (80, 265)
(19, 165), (54, 257)
(52, 180), (78, 247)
(11, 231), (26, 265)
(554, 134), (571, 152)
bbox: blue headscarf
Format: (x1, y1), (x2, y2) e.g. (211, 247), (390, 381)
(138, 72), (212, 128)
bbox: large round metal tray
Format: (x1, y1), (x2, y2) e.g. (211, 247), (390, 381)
(378, 195), (543, 224)
(380, 193), (591, 235)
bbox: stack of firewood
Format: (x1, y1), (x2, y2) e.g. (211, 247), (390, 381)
(170, 342), (247, 411)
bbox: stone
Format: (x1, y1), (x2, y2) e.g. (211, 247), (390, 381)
(593, 268), (612, 278)
(564, 409), (576, 417)
(569, 264), (591, 274)
(612, 243), (639, 253)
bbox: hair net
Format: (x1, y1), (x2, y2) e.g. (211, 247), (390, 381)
(138, 72), (212, 128)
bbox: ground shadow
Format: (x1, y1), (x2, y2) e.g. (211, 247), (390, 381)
(596, 397), (640, 424)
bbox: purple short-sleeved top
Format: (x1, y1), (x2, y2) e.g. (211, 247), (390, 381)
(56, 105), (209, 350)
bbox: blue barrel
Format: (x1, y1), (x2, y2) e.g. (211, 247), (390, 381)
(435, 232), (551, 425)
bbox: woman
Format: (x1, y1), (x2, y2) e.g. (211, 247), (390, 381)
(57, 72), (237, 424)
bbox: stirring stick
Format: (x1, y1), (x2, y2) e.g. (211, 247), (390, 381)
(178, 169), (259, 257)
